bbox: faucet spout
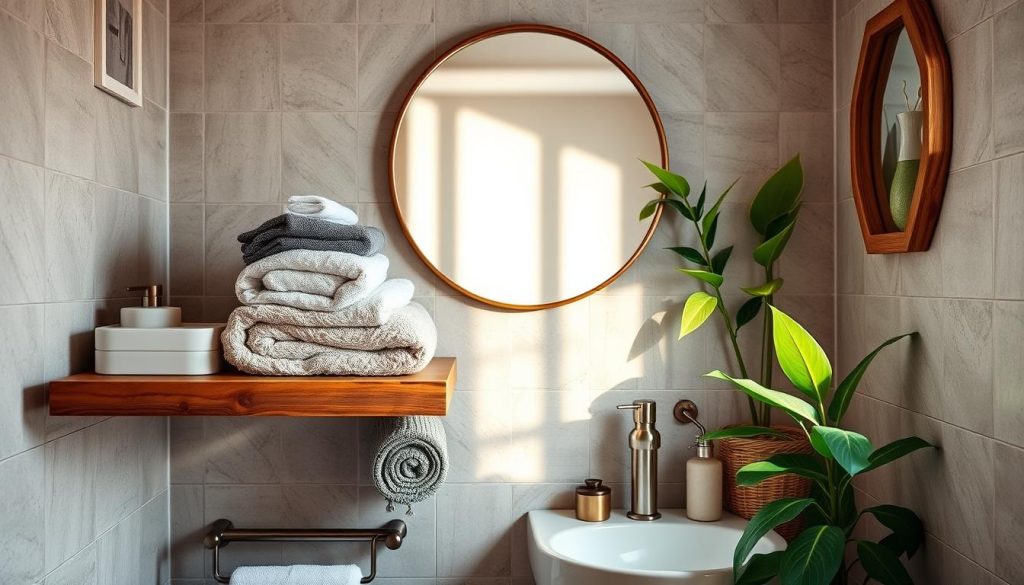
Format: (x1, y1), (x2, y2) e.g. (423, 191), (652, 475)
(616, 400), (661, 521)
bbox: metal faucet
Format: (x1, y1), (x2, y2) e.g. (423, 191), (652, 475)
(616, 399), (661, 521)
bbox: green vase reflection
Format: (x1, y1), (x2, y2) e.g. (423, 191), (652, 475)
(889, 110), (922, 231)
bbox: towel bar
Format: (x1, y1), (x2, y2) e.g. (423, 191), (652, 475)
(203, 518), (407, 584)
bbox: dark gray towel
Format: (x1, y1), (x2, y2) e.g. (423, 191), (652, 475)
(237, 214), (385, 265)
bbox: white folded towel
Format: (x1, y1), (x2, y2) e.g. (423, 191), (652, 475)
(285, 195), (358, 225)
(236, 250), (389, 312)
(229, 564), (362, 585)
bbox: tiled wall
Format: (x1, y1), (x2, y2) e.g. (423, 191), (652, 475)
(166, 1), (834, 583)
(836, 1), (1022, 584)
(0, 1), (171, 584)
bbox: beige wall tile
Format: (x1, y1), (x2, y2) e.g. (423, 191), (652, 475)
(949, 20), (994, 169)
(143, 1), (168, 108)
(204, 113), (281, 203)
(935, 0), (993, 39)
(995, 442), (1024, 583)
(995, 153), (1024, 299)
(94, 97), (139, 192)
(45, 172), (96, 301)
(436, 484), (512, 577)
(0, 0), (45, 29)
(781, 112), (833, 201)
(780, 23), (832, 111)
(936, 163), (994, 298)
(993, 301), (1024, 447)
(202, 204), (277, 295)
(137, 101), (168, 200)
(357, 23), (434, 111)
(45, 42), (96, 179)
(0, 307), (45, 462)
(169, 0), (202, 22)
(0, 447), (45, 585)
(588, 22), (636, 67)
(635, 23), (703, 112)
(0, 11), (45, 164)
(0, 157), (45, 305)
(44, 0), (91, 62)
(994, 1), (1024, 155)
(170, 113), (204, 202)
(282, 112), (358, 201)
(170, 485), (203, 579)
(705, 112), (778, 194)
(779, 0), (831, 22)
(170, 24), (203, 112)
(282, 0), (357, 22)
(170, 204), (204, 295)
(92, 418), (142, 535)
(360, 0), (434, 22)
(510, 0), (584, 22)
(436, 0), (509, 23)
(707, 0), (778, 23)
(281, 24), (357, 110)
(205, 0), (280, 22)
(204, 24), (280, 111)
(92, 187), (141, 298)
(588, 0), (703, 23)
(44, 429), (94, 572)
(706, 24), (779, 111)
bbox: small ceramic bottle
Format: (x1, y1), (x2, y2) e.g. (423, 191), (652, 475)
(575, 479), (611, 522)
(685, 438), (722, 522)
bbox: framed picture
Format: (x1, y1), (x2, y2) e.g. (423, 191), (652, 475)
(94, 0), (142, 106)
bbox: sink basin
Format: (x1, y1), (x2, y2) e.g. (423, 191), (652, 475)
(527, 510), (786, 585)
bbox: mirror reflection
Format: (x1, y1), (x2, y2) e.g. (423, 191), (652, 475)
(879, 26), (923, 232)
(392, 31), (664, 308)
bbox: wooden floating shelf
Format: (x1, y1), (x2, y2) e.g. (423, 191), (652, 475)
(49, 357), (456, 417)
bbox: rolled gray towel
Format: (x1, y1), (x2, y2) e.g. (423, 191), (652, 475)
(238, 214), (385, 265)
(372, 416), (448, 515)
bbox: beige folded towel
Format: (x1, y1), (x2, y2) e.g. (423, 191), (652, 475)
(235, 249), (389, 312)
(222, 302), (436, 376)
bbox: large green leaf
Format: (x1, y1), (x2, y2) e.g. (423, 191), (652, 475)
(695, 182), (707, 217)
(666, 246), (707, 265)
(861, 436), (933, 474)
(642, 160), (690, 198)
(857, 540), (913, 585)
(703, 214), (720, 249)
(742, 278), (785, 297)
(750, 155), (803, 236)
(812, 427), (873, 476)
(639, 198), (695, 221)
(778, 525), (845, 585)
(770, 306), (832, 402)
(646, 182), (671, 195)
(706, 371), (819, 425)
(733, 498), (816, 575)
(765, 202), (802, 239)
(863, 505), (924, 559)
(680, 292), (717, 339)
(827, 333), (915, 424)
(736, 297), (763, 331)
(735, 551), (783, 585)
(737, 453), (827, 487)
(702, 180), (736, 234)
(711, 245), (734, 275)
(678, 268), (724, 288)
(753, 221), (795, 267)
(701, 425), (790, 441)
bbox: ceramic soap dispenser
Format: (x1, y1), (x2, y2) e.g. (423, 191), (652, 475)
(677, 402), (723, 522)
(121, 284), (181, 328)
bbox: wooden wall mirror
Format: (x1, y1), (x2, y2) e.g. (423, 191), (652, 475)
(850, 0), (951, 253)
(389, 25), (668, 310)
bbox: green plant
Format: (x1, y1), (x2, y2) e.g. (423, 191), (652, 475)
(640, 157), (804, 426)
(707, 306), (933, 585)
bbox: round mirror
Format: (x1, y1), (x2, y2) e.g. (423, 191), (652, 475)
(390, 25), (667, 310)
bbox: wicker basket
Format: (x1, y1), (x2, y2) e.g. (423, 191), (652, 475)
(719, 426), (814, 541)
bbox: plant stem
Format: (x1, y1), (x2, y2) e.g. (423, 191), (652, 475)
(759, 265), (775, 426)
(686, 212), (759, 424)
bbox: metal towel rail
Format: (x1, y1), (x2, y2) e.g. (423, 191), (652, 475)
(203, 518), (408, 584)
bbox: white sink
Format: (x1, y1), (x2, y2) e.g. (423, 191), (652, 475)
(527, 510), (786, 585)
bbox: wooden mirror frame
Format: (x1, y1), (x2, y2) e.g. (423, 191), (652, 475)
(850, 0), (951, 254)
(387, 24), (669, 311)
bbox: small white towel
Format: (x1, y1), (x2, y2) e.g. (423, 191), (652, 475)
(229, 564), (362, 585)
(285, 195), (358, 225)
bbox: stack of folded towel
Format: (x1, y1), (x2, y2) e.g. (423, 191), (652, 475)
(221, 196), (438, 376)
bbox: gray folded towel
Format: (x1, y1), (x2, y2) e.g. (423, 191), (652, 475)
(373, 416), (449, 515)
(238, 214), (385, 265)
